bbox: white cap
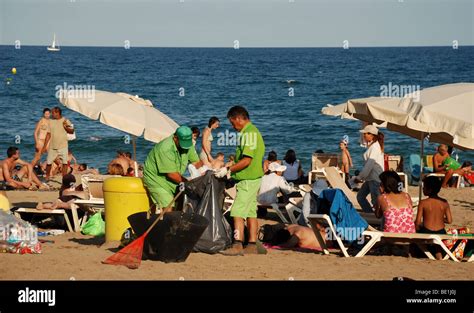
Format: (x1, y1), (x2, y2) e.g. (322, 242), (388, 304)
(359, 124), (379, 135)
(269, 162), (287, 172)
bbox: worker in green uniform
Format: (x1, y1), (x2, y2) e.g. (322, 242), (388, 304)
(215, 106), (266, 255)
(143, 126), (203, 210)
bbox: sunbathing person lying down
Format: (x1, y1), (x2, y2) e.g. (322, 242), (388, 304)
(37, 174), (86, 210)
(277, 224), (327, 250)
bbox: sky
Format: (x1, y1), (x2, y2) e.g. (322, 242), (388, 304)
(0, 0), (473, 47)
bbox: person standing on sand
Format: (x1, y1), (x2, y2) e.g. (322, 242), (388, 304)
(143, 126), (203, 211)
(43, 107), (75, 178)
(354, 125), (385, 213)
(215, 106), (266, 256)
(339, 135), (353, 188)
(200, 117), (220, 167)
(31, 108), (51, 167)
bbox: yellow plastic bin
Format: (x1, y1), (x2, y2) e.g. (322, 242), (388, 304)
(0, 191), (10, 212)
(103, 177), (150, 242)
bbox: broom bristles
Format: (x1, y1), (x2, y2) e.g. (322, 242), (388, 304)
(102, 235), (146, 269)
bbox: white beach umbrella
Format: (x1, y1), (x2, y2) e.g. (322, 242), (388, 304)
(338, 83), (474, 199)
(321, 103), (357, 120)
(344, 83), (474, 150)
(59, 90), (179, 173)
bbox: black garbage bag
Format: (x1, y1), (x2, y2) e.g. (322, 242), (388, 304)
(180, 170), (233, 254)
(128, 211), (209, 263)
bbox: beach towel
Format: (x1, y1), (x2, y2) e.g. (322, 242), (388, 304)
(262, 242), (323, 253)
(319, 189), (368, 243)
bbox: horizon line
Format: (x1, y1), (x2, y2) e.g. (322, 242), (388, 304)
(1, 44), (473, 49)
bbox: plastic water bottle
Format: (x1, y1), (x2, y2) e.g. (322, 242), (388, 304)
(460, 177), (465, 188)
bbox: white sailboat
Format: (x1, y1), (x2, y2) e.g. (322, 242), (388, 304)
(47, 33), (60, 52)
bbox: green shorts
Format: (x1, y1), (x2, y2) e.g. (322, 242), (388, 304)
(148, 187), (174, 210)
(231, 178), (262, 219)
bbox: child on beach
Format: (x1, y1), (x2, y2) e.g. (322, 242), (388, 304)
(415, 176), (452, 260)
(339, 135), (353, 188)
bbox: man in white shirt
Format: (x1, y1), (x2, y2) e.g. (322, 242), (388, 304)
(258, 162), (296, 205)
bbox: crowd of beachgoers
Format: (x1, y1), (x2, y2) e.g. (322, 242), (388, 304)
(1, 105), (473, 260)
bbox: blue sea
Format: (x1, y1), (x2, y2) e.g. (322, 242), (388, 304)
(1, 46), (473, 173)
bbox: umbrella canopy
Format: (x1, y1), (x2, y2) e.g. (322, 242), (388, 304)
(342, 84), (474, 150)
(59, 90), (179, 143)
(321, 103), (357, 120)
(335, 83), (473, 200)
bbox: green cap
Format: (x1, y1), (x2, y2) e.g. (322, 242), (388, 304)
(175, 126), (193, 149)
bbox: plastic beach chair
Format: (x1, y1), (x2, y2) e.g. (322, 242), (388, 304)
(13, 207), (74, 232)
(307, 214), (474, 262)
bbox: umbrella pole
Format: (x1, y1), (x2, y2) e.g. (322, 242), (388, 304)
(132, 136), (138, 177)
(418, 132), (425, 201)
(132, 136), (137, 161)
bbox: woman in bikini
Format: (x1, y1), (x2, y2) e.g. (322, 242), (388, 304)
(199, 116), (220, 167)
(375, 170), (415, 234)
(31, 108), (51, 167)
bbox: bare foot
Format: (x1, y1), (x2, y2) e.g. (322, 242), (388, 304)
(38, 183), (50, 191)
(36, 202), (44, 210)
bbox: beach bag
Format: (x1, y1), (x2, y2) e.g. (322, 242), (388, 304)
(442, 157), (461, 170)
(81, 213), (105, 236)
(443, 227), (470, 260)
(67, 122), (76, 141)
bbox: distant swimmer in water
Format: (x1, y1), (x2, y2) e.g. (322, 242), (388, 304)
(89, 136), (101, 142)
(286, 80), (297, 84)
(31, 108), (51, 167)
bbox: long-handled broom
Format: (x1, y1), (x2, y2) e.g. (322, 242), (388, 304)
(102, 190), (183, 269)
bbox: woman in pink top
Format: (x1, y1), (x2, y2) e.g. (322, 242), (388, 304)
(375, 171), (415, 233)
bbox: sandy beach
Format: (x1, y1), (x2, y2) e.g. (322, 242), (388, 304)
(2, 185), (473, 281)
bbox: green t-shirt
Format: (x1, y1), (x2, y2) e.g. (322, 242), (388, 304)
(231, 122), (265, 181)
(143, 135), (199, 193)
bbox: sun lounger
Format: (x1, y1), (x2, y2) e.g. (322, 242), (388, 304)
(260, 202), (302, 224)
(425, 173), (462, 188)
(308, 214), (473, 262)
(13, 207), (74, 232)
(223, 182), (304, 225)
(68, 175), (116, 231)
